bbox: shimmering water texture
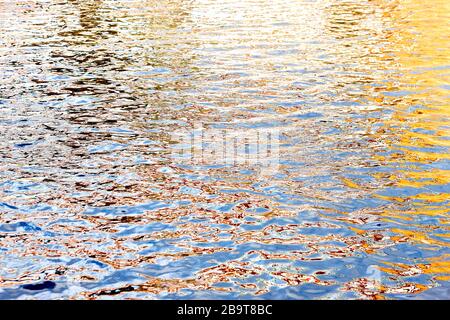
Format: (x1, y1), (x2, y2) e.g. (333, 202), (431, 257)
(0, 0), (449, 300)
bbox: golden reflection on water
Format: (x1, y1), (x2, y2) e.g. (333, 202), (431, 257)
(0, 0), (448, 299)
(373, 0), (450, 286)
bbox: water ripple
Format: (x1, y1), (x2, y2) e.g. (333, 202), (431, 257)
(0, 0), (449, 299)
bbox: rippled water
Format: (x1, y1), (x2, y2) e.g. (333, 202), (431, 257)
(0, 0), (449, 299)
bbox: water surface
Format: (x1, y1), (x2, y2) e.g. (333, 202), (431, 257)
(0, 0), (449, 299)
